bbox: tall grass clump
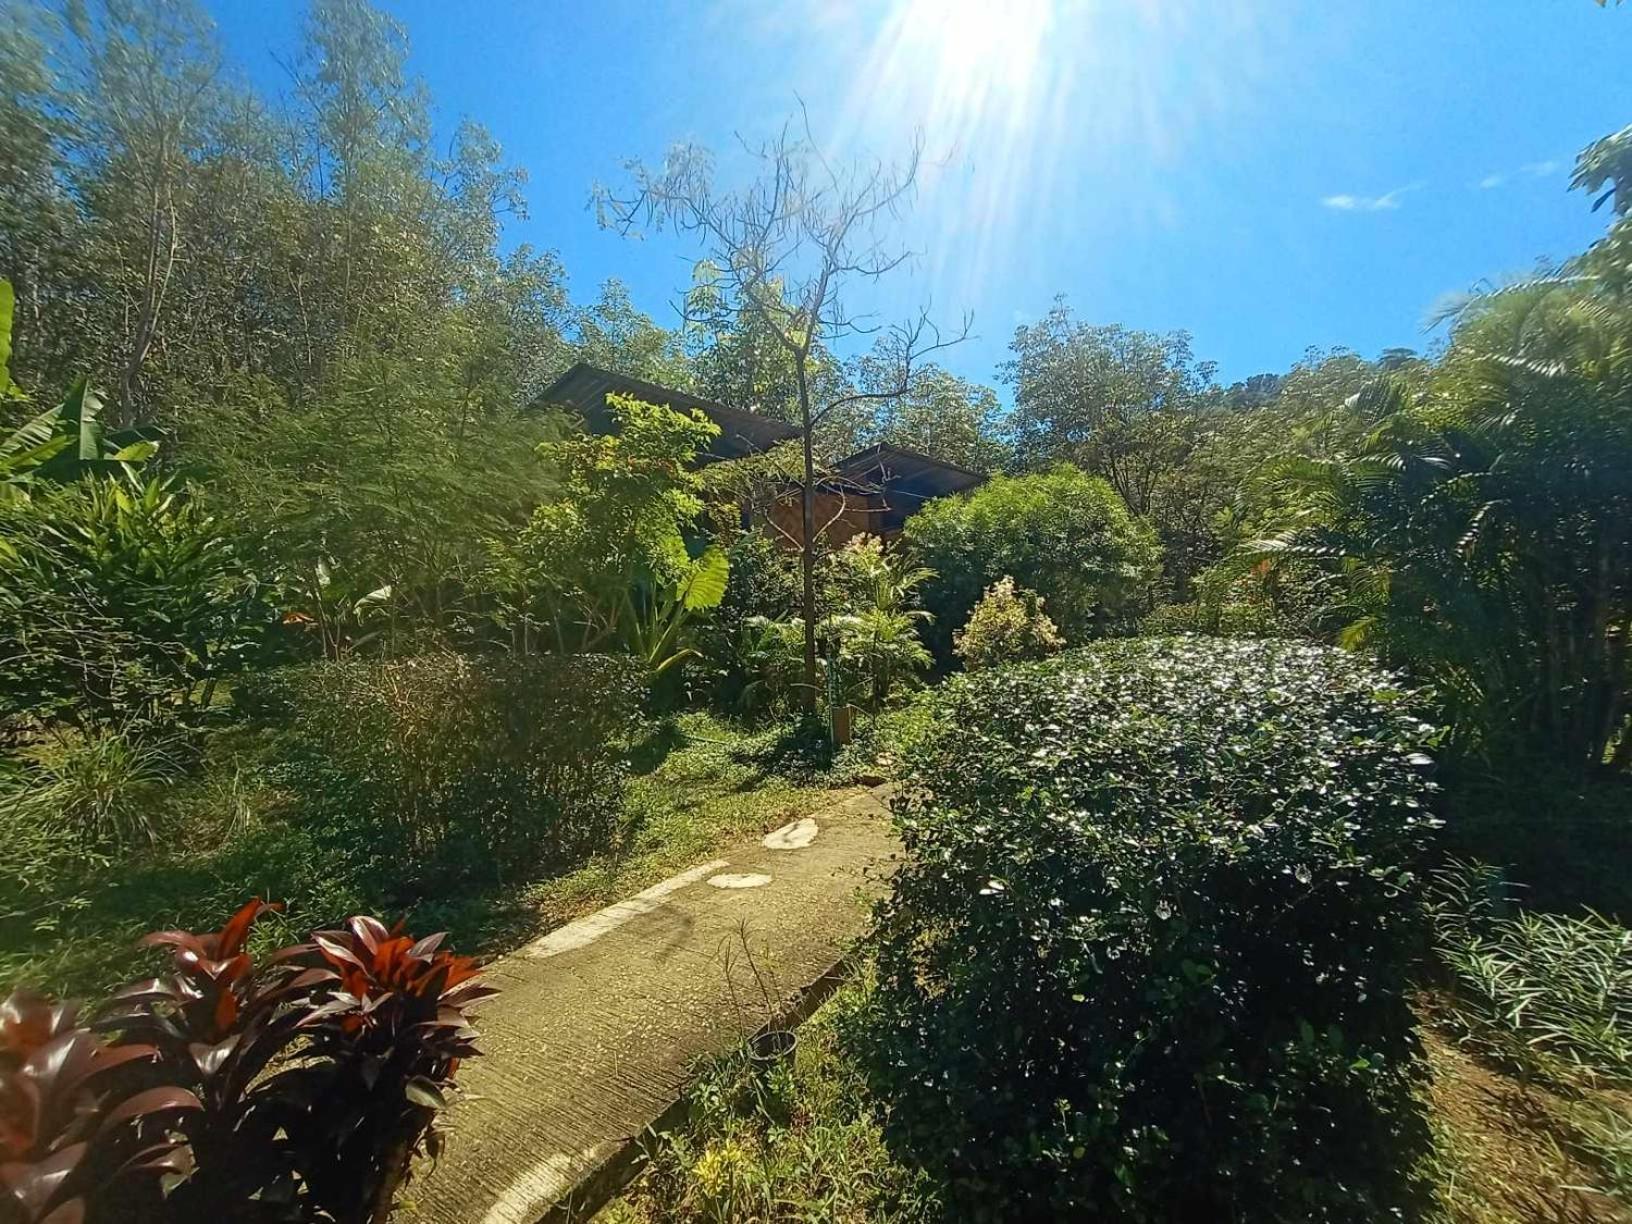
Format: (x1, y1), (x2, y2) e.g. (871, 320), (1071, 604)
(252, 653), (643, 891)
(14, 727), (177, 848)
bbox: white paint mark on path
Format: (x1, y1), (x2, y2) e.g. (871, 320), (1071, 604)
(521, 860), (729, 959)
(763, 817), (819, 850)
(706, 872), (773, 890)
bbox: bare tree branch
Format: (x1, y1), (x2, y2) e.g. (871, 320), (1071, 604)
(595, 111), (963, 708)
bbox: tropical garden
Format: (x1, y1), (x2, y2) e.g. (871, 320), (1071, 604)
(1, 1), (1631, 1220)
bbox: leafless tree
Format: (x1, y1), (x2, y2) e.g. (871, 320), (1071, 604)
(596, 109), (967, 707)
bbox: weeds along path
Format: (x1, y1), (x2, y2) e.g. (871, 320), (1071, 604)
(398, 785), (898, 1224)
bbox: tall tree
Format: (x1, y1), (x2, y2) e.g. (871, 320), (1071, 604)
(67, 0), (225, 426)
(1002, 301), (1217, 503)
(849, 353), (1010, 472)
(0, 7), (78, 383)
(597, 112), (966, 705)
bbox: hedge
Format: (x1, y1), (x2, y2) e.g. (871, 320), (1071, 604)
(855, 637), (1442, 1219)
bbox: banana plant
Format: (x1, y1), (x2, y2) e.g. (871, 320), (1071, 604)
(621, 544), (729, 681)
(287, 557), (396, 660)
(0, 280), (159, 503)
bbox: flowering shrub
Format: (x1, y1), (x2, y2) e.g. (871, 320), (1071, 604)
(856, 637), (1442, 1219)
(952, 575), (1064, 670)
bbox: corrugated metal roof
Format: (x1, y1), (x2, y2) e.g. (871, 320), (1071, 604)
(830, 442), (987, 501)
(535, 362), (801, 461)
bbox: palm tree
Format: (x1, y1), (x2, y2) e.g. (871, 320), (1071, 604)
(1248, 280), (1632, 775)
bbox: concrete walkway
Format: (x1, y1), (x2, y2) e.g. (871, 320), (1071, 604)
(398, 784), (898, 1224)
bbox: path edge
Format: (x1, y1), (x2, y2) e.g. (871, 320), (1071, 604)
(539, 948), (868, 1223)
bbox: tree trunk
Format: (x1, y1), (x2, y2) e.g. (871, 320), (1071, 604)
(118, 138), (177, 427)
(798, 373), (819, 712)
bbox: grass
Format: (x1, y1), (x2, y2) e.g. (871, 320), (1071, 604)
(0, 708), (878, 1002)
(1422, 1025), (1632, 1224)
(1419, 860), (1632, 1223)
(601, 978), (939, 1224)
(1429, 859), (1632, 1087)
(501, 711), (856, 939)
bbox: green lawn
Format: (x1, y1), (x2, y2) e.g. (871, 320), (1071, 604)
(0, 710), (877, 1002)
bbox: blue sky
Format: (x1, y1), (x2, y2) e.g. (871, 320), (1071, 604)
(206, 1), (1629, 391)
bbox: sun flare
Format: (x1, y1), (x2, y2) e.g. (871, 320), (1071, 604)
(881, 0), (1055, 137)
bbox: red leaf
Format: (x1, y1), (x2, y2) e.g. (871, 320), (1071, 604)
(1, 1141), (87, 1217)
(408, 933), (447, 960)
(312, 935), (368, 974)
(40, 1199), (86, 1224)
(138, 931), (206, 958)
(89, 1043), (160, 1078)
(211, 987), (238, 1036)
(217, 898), (281, 958)
(188, 1034), (239, 1079)
(347, 916), (390, 953)
(102, 1087), (203, 1129)
(105, 978), (195, 1007)
(1, 992), (78, 1057)
(117, 1140), (194, 1179)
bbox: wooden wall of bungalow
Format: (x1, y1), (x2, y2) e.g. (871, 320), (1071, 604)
(762, 484), (891, 551)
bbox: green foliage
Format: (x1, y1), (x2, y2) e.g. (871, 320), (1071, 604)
(0, 283), (160, 505)
(1571, 1102), (1632, 1209)
(612, 980), (940, 1223)
(1429, 860), (1632, 1085)
(847, 360), (1011, 472)
(508, 394), (720, 653)
(1001, 304), (1234, 594)
(903, 464), (1160, 658)
(199, 350), (566, 661)
(0, 768), (108, 943)
(819, 534), (931, 620)
(0, 476), (268, 730)
(819, 537), (934, 709)
(826, 609), (933, 712)
(1003, 304), (1218, 476)
(953, 574), (1064, 670)
(12, 728), (178, 850)
(1438, 764), (1632, 921)
(1249, 280), (1632, 772)
(621, 544), (731, 684)
(692, 531), (803, 711)
(730, 616), (811, 717)
(858, 637), (1442, 1220)
(270, 653), (643, 882)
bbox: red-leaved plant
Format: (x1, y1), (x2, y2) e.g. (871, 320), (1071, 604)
(4, 899), (492, 1224)
(1, 992), (197, 1224)
(288, 917), (494, 1220)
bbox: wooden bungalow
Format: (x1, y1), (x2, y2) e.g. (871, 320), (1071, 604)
(536, 363), (985, 547)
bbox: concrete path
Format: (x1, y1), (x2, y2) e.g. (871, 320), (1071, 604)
(398, 784), (898, 1224)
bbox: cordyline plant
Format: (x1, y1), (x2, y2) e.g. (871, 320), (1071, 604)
(1, 991), (196, 1224)
(2, 899), (493, 1224)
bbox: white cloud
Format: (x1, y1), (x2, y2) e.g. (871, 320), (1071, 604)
(1475, 159), (1564, 191)
(1321, 183), (1417, 212)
